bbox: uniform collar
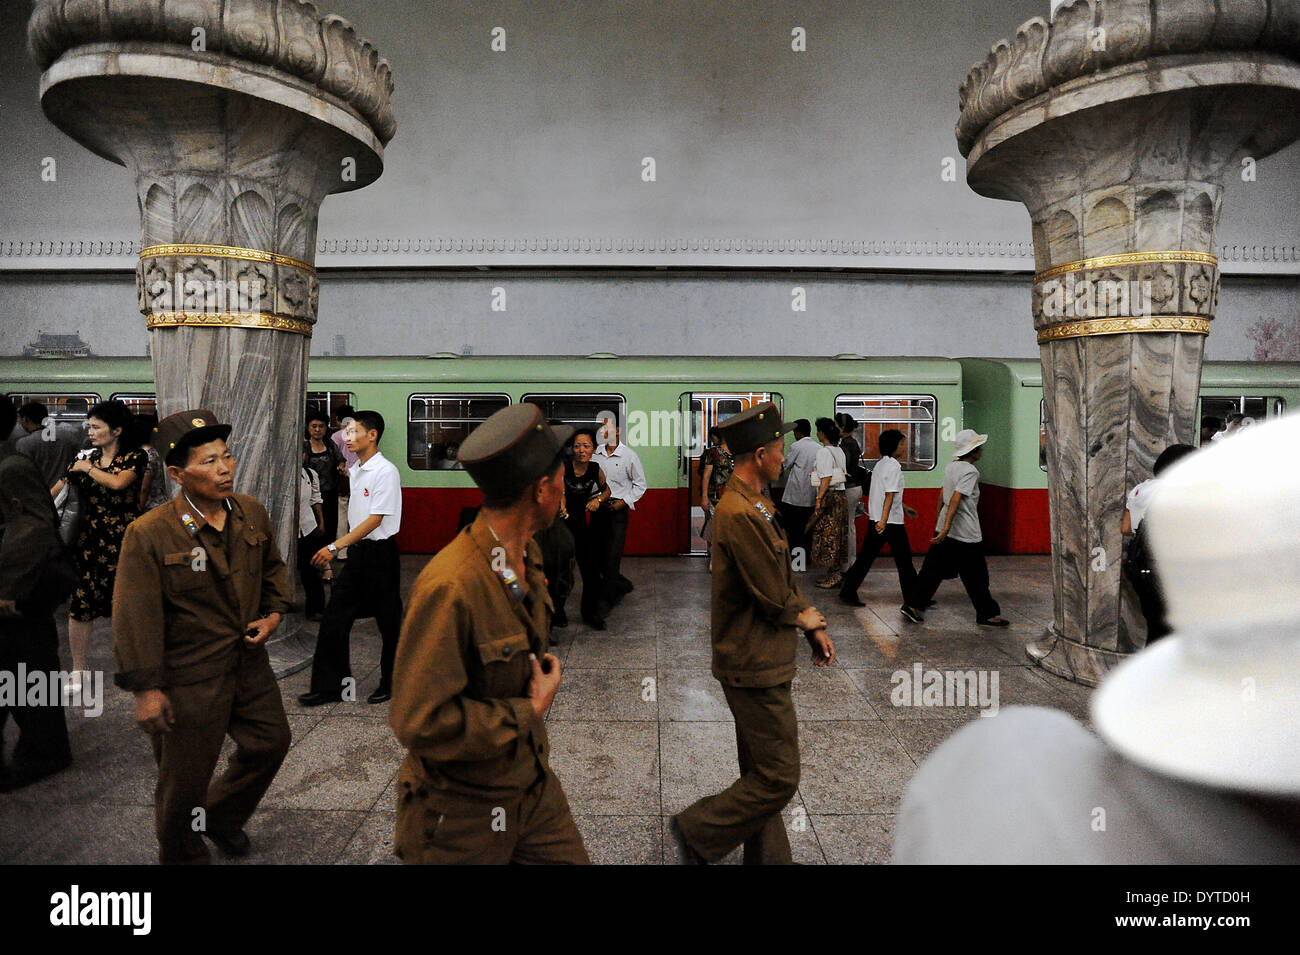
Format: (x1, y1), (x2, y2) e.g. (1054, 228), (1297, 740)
(171, 493), (237, 536)
(725, 472), (767, 504)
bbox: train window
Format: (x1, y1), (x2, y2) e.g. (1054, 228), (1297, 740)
(835, 394), (937, 471)
(1200, 395), (1285, 443)
(111, 394), (158, 417)
(6, 392), (99, 426)
(520, 394), (627, 439)
(1040, 400), (1047, 472)
(306, 391), (355, 426)
(408, 393), (510, 471)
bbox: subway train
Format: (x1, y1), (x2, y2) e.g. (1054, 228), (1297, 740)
(4, 355), (1297, 556)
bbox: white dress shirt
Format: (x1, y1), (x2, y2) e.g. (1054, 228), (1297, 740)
(347, 450), (402, 540)
(596, 441), (647, 509)
(780, 435), (820, 507)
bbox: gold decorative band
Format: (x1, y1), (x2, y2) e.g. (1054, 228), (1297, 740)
(145, 311), (314, 337)
(1037, 316), (1211, 344)
(139, 244), (314, 273)
(1035, 251), (1218, 283)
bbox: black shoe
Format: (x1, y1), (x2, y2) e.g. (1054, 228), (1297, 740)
(297, 691), (341, 707)
(838, 590), (866, 607)
(552, 609), (568, 628)
(205, 828), (251, 858)
(616, 576), (634, 594)
(977, 617), (1010, 628)
(367, 686), (392, 704)
(668, 815), (708, 865)
(900, 605), (923, 624)
(0, 755), (72, 793)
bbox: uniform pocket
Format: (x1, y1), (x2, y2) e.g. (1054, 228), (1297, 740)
(162, 551), (207, 593)
(474, 632), (531, 666)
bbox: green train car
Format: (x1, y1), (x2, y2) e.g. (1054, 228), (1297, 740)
(2, 355), (965, 556)
(959, 357), (1300, 553)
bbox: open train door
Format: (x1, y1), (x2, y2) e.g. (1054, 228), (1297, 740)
(678, 390), (779, 555)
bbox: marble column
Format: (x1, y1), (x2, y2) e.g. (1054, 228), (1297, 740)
(956, 0), (1300, 684)
(29, 0), (395, 661)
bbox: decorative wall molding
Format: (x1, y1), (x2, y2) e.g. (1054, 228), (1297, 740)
(3, 236), (1299, 271)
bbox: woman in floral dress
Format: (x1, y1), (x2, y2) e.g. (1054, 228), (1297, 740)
(50, 400), (147, 696)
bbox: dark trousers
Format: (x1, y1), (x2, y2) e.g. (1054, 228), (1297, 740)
(565, 515), (607, 620)
(1128, 566), (1172, 644)
(592, 507), (631, 605)
(151, 650), (291, 864)
(677, 681), (799, 864)
(840, 522), (917, 601)
(319, 489), (340, 544)
(536, 519), (575, 614)
(778, 503), (814, 557)
(0, 612), (71, 775)
(908, 539), (1001, 621)
(308, 537), (403, 696)
(296, 529), (327, 615)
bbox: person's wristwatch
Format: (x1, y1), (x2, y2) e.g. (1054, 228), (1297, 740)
(327, 543), (338, 554)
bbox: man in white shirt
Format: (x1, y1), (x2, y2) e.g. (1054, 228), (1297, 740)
(330, 405), (358, 552)
(839, 428), (919, 606)
(777, 419), (819, 555)
(299, 410), (405, 706)
(592, 417), (646, 610)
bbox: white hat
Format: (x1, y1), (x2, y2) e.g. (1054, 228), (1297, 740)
(1092, 412), (1300, 795)
(952, 429), (988, 458)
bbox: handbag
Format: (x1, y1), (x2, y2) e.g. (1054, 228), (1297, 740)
(53, 481), (83, 548)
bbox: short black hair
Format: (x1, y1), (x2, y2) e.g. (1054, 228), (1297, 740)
(878, 429), (905, 458)
(1153, 443), (1196, 476)
(814, 417), (838, 442)
(88, 400), (140, 450)
(1201, 415), (1223, 432)
(793, 418), (811, 438)
(834, 412), (856, 434)
(571, 428), (597, 447)
(17, 401), (48, 424)
(336, 404), (355, 418)
(481, 449), (565, 509)
(351, 409), (385, 442)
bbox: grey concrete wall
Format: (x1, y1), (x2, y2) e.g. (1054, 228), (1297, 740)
(3, 0), (1298, 273)
(2, 268), (1292, 360)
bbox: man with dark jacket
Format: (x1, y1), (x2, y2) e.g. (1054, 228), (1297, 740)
(0, 400), (73, 791)
(113, 410), (292, 864)
(670, 402), (834, 864)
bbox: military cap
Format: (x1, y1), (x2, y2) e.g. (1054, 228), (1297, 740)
(715, 401), (794, 456)
(156, 409), (232, 466)
(459, 403), (575, 501)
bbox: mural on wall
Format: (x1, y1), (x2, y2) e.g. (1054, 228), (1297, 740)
(22, 332), (91, 358)
(1250, 316), (1300, 361)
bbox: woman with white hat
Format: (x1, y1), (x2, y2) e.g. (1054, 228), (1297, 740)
(900, 428), (1008, 627)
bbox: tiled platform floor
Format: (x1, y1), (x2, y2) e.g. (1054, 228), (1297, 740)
(1, 553), (1093, 865)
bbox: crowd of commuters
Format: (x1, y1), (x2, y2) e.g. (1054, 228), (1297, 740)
(3, 387), (1262, 865)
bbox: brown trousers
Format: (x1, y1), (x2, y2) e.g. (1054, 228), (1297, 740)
(394, 763), (589, 865)
(677, 681), (800, 864)
(150, 651), (291, 864)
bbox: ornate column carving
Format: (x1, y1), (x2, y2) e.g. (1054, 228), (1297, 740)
(957, 0), (1300, 684)
(29, 0), (395, 661)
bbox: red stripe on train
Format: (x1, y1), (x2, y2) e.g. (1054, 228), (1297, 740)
(392, 485), (1060, 555)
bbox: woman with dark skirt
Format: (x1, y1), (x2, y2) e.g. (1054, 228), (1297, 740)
(304, 411), (346, 547)
(562, 429), (611, 629)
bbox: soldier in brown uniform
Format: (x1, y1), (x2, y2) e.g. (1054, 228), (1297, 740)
(671, 402), (834, 864)
(113, 410), (292, 864)
(389, 403), (589, 864)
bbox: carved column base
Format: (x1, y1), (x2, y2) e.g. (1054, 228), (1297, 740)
(1026, 626), (1128, 688)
